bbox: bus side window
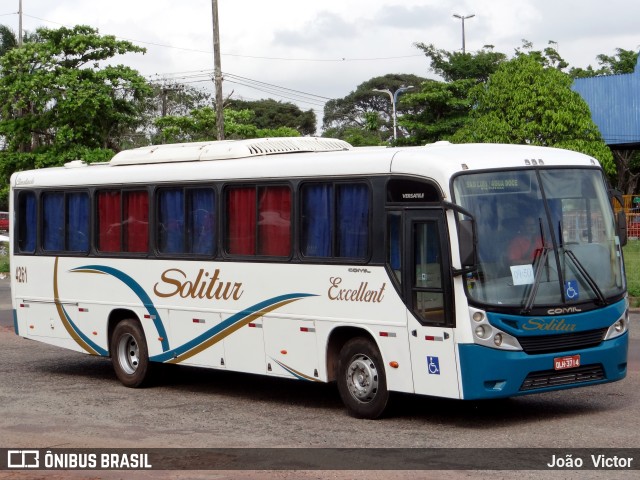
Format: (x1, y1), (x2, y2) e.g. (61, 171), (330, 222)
(67, 192), (90, 252)
(17, 191), (37, 253)
(42, 191), (90, 253)
(97, 190), (149, 253)
(43, 192), (65, 251)
(387, 212), (402, 284)
(301, 182), (370, 259)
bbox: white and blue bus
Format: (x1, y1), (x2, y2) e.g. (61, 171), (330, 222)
(10, 138), (629, 418)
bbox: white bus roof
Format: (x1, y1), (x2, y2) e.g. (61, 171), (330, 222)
(10, 139), (601, 193)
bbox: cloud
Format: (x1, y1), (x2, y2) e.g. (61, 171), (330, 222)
(273, 11), (358, 48)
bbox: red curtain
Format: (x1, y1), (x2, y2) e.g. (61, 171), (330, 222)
(97, 191), (121, 252)
(227, 187), (256, 255)
(124, 191), (149, 252)
(258, 186), (291, 256)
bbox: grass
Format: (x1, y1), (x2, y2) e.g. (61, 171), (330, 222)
(623, 239), (640, 303)
(0, 242), (7, 273)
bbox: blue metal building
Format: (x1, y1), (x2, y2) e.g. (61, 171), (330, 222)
(572, 55), (640, 147)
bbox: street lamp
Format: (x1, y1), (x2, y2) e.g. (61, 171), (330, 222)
(372, 86), (413, 141)
(452, 13), (475, 54)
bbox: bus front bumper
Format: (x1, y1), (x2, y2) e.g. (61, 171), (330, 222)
(458, 333), (628, 400)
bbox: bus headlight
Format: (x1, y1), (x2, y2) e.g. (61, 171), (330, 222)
(475, 325), (489, 338)
(604, 310), (629, 340)
(469, 308), (522, 351)
(604, 311), (629, 340)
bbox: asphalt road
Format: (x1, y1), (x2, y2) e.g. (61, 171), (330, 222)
(0, 276), (638, 480)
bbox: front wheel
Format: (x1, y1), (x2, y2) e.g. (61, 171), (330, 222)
(337, 337), (389, 419)
(110, 319), (151, 388)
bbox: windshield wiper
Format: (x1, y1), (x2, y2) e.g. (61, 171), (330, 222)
(521, 246), (552, 314)
(564, 249), (607, 305)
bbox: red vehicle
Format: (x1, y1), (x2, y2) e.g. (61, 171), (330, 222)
(0, 212), (8, 232)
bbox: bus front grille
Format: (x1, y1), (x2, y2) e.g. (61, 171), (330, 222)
(517, 328), (607, 354)
(520, 364), (605, 391)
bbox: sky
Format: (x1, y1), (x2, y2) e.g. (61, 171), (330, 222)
(3, 0), (640, 126)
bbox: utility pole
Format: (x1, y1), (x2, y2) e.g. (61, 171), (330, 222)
(18, 0), (23, 47)
(211, 0), (225, 140)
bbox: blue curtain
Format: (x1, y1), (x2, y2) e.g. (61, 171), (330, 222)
(43, 192), (64, 251)
(19, 192), (37, 252)
(158, 189), (184, 253)
(188, 189), (215, 255)
(337, 184), (369, 258)
(67, 193), (89, 252)
(301, 184), (332, 257)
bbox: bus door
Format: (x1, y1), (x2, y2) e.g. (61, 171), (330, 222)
(403, 210), (460, 399)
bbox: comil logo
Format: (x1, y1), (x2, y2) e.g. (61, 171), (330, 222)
(8, 450), (39, 468)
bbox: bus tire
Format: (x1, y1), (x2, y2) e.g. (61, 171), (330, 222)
(110, 319), (151, 388)
(337, 337), (389, 419)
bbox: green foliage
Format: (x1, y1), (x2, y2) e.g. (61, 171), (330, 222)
(0, 25), (18, 57)
(322, 126), (382, 147)
(398, 78), (475, 145)
(227, 99), (316, 136)
(0, 25), (150, 153)
(154, 107), (300, 144)
(0, 25), (151, 208)
(623, 240), (640, 298)
(414, 43), (507, 82)
(570, 48), (639, 78)
(451, 54), (615, 174)
(514, 40), (569, 70)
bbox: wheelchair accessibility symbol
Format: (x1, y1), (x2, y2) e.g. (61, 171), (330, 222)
(427, 356), (440, 375)
(565, 280), (579, 300)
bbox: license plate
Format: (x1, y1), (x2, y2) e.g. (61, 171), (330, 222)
(554, 354), (581, 370)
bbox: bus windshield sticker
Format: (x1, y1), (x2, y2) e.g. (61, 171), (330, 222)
(565, 280), (580, 300)
(510, 264), (534, 286)
(458, 173), (532, 196)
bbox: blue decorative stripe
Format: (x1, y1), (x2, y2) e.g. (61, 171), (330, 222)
(60, 304), (109, 356)
(150, 293), (315, 363)
(71, 265), (170, 351)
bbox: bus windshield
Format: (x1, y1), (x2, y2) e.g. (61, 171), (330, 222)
(453, 168), (625, 310)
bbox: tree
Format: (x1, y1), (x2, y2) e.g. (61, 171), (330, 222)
(0, 25), (150, 157)
(227, 99), (316, 136)
(154, 107), (299, 144)
(570, 48), (639, 78)
(413, 43), (507, 82)
(394, 45), (507, 145)
(0, 25), (151, 208)
(322, 73), (427, 143)
(0, 25), (18, 57)
(398, 78), (475, 145)
(451, 54), (615, 174)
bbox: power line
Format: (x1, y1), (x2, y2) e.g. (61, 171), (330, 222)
(20, 13), (423, 64)
(148, 70), (332, 107)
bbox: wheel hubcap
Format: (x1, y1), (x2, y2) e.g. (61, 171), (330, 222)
(117, 333), (139, 375)
(346, 354), (378, 403)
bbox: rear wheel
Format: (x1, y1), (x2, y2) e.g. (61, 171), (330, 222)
(110, 319), (151, 387)
(337, 337), (389, 419)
